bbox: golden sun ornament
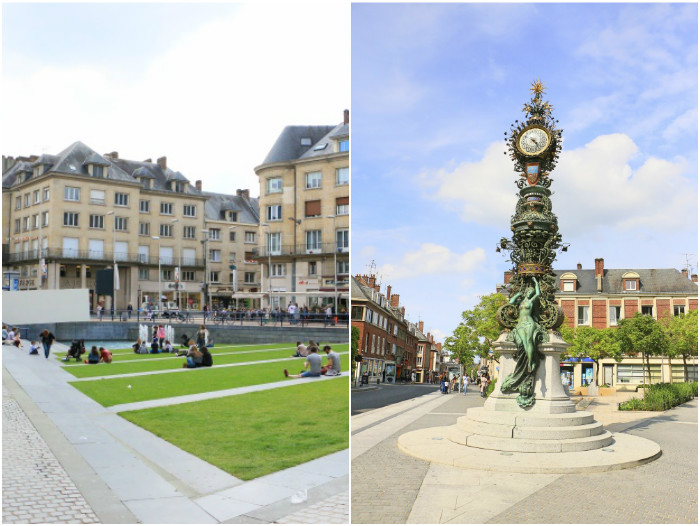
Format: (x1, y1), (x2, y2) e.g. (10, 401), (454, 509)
(530, 79), (546, 95)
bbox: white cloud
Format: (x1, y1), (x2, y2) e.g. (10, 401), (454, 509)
(662, 107), (698, 142)
(421, 133), (696, 236)
(376, 243), (486, 281)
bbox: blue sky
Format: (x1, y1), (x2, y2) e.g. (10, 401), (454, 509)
(2, 3), (350, 195)
(351, 3), (698, 343)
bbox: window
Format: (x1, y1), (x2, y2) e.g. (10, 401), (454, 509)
(337, 260), (349, 274)
(227, 211), (237, 222)
(304, 200), (321, 218)
(625, 279), (637, 291)
(305, 172), (322, 189)
(642, 306), (653, 316)
(336, 197), (349, 215)
(209, 271), (220, 283)
(160, 202), (173, 215)
(267, 177), (282, 193)
(43, 187), (50, 201)
(60, 265), (66, 277)
(306, 230), (322, 252)
(92, 165), (104, 178)
(32, 214), (39, 229)
(140, 200), (150, 213)
(229, 231), (236, 242)
(173, 181), (185, 193)
(14, 218), (20, 233)
(228, 252), (236, 262)
(89, 215), (104, 229)
(182, 248), (196, 266)
(577, 306), (589, 326)
(183, 226), (196, 239)
(160, 224), (173, 237)
(15, 196), (21, 209)
(336, 167), (349, 185)
(183, 204), (196, 217)
(308, 261), (317, 276)
(271, 264), (286, 277)
(266, 232), (281, 255)
(563, 280), (575, 292)
(182, 271), (195, 281)
(42, 212), (49, 227)
(24, 193), (30, 207)
(139, 268), (150, 280)
(89, 189), (105, 205)
(617, 364), (660, 384)
(33, 190), (40, 204)
(114, 192), (129, 206)
(267, 205), (283, 221)
(115, 217), (128, 231)
(63, 212), (79, 227)
(609, 306), (621, 326)
(209, 249), (221, 262)
(64, 186), (80, 201)
(245, 231), (256, 243)
(674, 305), (686, 316)
(162, 269), (172, 281)
(336, 229), (349, 252)
(208, 228), (220, 241)
(137, 245), (149, 263)
(338, 139), (349, 152)
(244, 272), (256, 284)
(139, 222), (150, 236)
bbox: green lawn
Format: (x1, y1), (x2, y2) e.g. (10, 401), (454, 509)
(69, 355), (348, 406)
(120, 377), (348, 480)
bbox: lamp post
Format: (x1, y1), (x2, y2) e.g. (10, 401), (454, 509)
(107, 210), (116, 314)
(327, 215), (338, 316)
(171, 218), (180, 309)
(261, 223), (272, 311)
(201, 229), (212, 311)
(228, 226), (237, 308)
(151, 235), (161, 311)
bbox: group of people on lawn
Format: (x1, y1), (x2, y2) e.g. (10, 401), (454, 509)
(285, 340), (341, 379)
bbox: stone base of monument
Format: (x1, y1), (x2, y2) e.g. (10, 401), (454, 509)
(397, 330), (661, 473)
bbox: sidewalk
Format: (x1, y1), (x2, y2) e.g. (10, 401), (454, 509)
(351, 389), (698, 524)
(2, 341), (348, 524)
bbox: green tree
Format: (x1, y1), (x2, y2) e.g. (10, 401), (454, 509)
(662, 310), (698, 383)
(558, 324), (622, 386)
(617, 313), (669, 385)
(351, 325), (360, 375)
(445, 293), (508, 368)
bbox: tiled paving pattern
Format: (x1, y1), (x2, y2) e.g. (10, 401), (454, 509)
(277, 490), (349, 524)
(2, 395), (99, 524)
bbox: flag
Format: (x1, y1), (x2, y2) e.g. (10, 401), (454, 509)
(114, 263), (120, 290)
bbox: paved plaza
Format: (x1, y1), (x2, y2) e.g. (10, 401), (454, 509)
(351, 387), (698, 524)
(2, 340), (349, 524)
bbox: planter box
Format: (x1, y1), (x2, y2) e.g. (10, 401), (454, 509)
(598, 387), (616, 396)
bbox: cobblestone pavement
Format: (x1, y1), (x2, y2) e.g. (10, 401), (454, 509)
(276, 490), (349, 524)
(488, 401), (698, 524)
(2, 394), (99, 524)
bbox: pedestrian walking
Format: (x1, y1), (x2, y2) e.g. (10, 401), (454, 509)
(40, 329), (55, 359)
(480, 374), (489, 398)
(127, 303), (133, 319)
(463, 374), (469, 394)
(97, 303), (103, 321)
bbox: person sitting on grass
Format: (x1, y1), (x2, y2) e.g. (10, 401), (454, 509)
(162, 340), (174, 353)
(64, 340), (85, 361)
(28, 341), (39, 355)
(99, 347), (113, 363)
(85, 346), (101, 364)
(291, 341), (308, 357)
(322, 345), (341, 376)
(182, 345), (213, 368)
(284, 346), (322, 378)
(150, 337), (160, 354)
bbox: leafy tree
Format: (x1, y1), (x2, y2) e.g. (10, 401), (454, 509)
(351, 325), (360, 375)
(558, 324), (622, 386)
(445, 293), (508, 368)
(661, 310), (698, 382)
(617, 313), (669, 385)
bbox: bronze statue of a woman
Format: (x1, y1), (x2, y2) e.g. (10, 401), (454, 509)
(501, 276), (546, 408)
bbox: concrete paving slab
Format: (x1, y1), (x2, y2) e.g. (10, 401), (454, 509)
(219, 480), (298, 506)
(195, 494), (262, 522)
(124, 496), (218, 524)
(263, 469), (335, 491)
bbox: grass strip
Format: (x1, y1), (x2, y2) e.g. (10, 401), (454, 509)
(69, 355), (348, 407)
(119, 377), (348, 480)
(64, 344), (349, 379)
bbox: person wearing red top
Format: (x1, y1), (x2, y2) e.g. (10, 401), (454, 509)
(99, 347), (113, 363)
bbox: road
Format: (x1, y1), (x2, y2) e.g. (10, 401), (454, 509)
(351, 382), (449, 416)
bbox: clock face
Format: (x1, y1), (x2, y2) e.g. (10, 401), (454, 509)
(518, 127), (550, 156)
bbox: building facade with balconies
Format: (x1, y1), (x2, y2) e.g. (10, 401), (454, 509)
(254, 111), (349, 313)
(2, 141), (258, 312)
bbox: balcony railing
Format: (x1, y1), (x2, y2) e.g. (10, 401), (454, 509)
(252, 242), (349, 259)
(4, 248), (205, 267)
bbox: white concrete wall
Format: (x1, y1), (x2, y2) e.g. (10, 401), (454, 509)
(2, 289), (90, 325)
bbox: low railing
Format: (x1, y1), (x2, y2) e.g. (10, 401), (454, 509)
(251, 242), (349, 258)
(5, 248), (205, 267)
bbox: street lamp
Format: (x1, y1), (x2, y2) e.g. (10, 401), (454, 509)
(201, 229), (212, 311)
(107, 210), (116, 314)
(228, 226), (237, 308)
(327, 215), (338, 316)
(261, 223), (272, 311)
(151, 235), (161, 311)
(171, 218), (180, 309)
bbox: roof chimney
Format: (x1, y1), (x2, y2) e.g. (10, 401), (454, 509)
(236, 189), (250, 201)
(195, 180), (202, 192)
(577, 262), (582, 270)
(143, 158), (152, 163)
(104, 151), (118, 159)
(367, 275), (376, 289)
(418, 321), (424, 333)
(401, 307), (405, 317)
(436, 342), (442, 353)
(692, 274), (698, 283)
(390, 294), (400, 307)
(343, 109), (349, 125)
(157, 156), (167, 170)
(504, 270), (514, 284)
(386, 285), (392, 301)
(681, 268), (688, 279)
(594, 258), (604, 293)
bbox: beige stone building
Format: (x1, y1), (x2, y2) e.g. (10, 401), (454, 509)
(2, 141), (259, 312)
(253, 111), (349, 313)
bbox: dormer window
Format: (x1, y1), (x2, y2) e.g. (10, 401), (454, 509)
(621, 272), (640, 292)
(560, 272), (577, 292)
(338, 139), (349, 152)
(301, 137), (312, 146)
(172, 181), (185, 192)
(228, 211), (238, 222)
